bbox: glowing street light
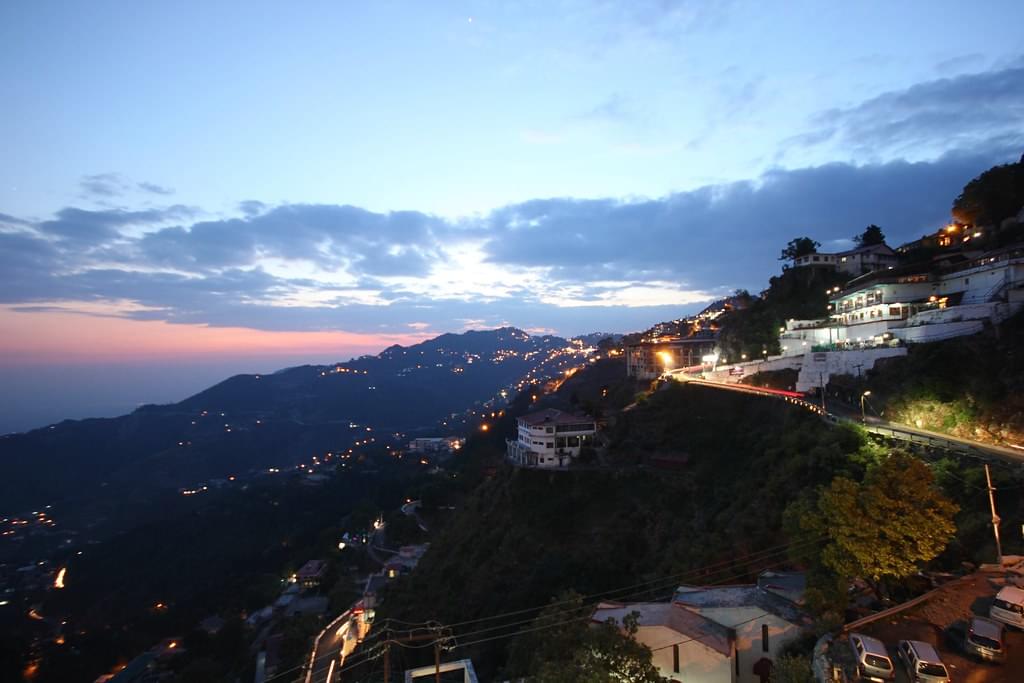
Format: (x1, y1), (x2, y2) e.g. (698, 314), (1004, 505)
(860, 390), (872, 423)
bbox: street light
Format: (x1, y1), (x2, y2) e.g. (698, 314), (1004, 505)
(860, 390), (872, 423)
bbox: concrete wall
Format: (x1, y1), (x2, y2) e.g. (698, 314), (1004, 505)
(637, 625), (734, 683)
(795, 347), (908, 393)
(705, 355), (803, 383)
(686, 608), (800, 683)
(893, 320), (984, 343)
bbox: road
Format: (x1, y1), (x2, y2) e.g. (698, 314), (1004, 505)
(675, 377), (1024, 466)
(305, 607), (369, 683)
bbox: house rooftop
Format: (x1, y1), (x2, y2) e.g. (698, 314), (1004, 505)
(364, 573), (389, 595)
(757, 571), (806, 605)
(593, 601), (733, 657)
(297, 559), (327, 579)
(674, 583), (810, 626)
(518, 409), (594, 427)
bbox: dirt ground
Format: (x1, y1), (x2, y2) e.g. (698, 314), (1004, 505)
(851, 573), (1024, 683)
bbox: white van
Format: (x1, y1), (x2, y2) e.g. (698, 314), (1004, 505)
(989, 585), (1024, 629)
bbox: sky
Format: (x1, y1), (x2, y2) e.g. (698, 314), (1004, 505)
(1, 0), (1023, 432)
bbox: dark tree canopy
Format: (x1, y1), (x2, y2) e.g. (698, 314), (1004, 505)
(853, 225), (885, 247)
(504, 592), (665, 682)
(779, 237), (820, 261)
(952, 155), (1024, 227)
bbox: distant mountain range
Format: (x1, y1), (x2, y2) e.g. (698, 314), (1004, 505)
(0, 327), (588, 515)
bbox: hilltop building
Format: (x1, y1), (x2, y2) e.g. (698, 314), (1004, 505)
(592, 571), (808, 683)
(791, 243), (898, 277)
(625, 337), (718, 379)
(779, 245), (1024, 354)
(407, 436), (465, 454)
(296, 560), (327, 589)
(505, 409), (596, 468)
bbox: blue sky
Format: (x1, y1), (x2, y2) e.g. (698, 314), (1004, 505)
(1, 0), (1023, 430)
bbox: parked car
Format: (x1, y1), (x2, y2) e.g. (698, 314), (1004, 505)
(989, 585), (1024, 629)
(848, 632), (895, 682)
(896, 640), (950, 683)
(965, 616), (1006, 662)
(947, 614), (1007, 663)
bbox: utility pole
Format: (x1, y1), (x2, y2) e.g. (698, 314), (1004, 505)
(378, 630), (446, 683)
(985, 464), (1003, 565)
(818, 373), (827, 413)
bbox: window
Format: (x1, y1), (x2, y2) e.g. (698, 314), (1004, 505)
(672, 644), (680, 673)
(762, 624), (769, 652)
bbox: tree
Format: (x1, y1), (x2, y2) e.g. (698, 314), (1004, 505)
(779, 237), (820, 261)
(504, 591), (666, 682)
(799, 452), (958, 599)
(853, 225), (885, 247)
(770, 654), (814, 683)
(952, 155), (1024, 227)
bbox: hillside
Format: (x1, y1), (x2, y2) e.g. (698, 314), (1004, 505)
(375, 383), (869, 678)
(0, 327), (586, 516)
(841, 310), (1024, 446)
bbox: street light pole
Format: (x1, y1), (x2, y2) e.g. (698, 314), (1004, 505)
(860, 390), (871, 423)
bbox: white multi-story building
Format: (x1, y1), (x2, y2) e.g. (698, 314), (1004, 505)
(791, 243), (898, 277)
(779, 246), (1024, 354)
(505, 408), (596, 468)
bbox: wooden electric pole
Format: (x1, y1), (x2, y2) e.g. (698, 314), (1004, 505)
(985, 464), (1003, 565)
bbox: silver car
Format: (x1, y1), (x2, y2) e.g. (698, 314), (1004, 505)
(896, 640), (950, 683)
(965, 616), (1005, 662)
(848, 632), (895, 682)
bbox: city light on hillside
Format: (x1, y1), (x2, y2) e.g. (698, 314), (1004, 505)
(54, 567), (66, 589)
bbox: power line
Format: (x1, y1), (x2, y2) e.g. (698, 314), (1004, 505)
(325, 539), (820, 679)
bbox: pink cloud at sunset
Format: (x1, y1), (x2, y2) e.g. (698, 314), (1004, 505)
(0, 307), (433, 366)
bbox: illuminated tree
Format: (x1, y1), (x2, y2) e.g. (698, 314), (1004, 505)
(802, 452), (957, 598)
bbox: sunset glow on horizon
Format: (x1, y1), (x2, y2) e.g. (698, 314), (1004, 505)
(0, 306), (433, 366)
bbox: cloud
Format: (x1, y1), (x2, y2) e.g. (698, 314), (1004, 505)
(38, 206), (196, 246)
(0, 141), (1018, 338)
(137, 181), (175, 195)
(79, 173), (127, 198)
(574, 93), (634, 124)
(792, 58), (1024, 158)
(482, 143), (1020, 289)
(79, 173), (176, 199)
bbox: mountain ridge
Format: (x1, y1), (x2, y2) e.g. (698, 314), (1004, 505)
(0, 327), (587, 515)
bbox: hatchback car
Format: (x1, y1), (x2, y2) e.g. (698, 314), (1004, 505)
(964, 616), (1006, 662)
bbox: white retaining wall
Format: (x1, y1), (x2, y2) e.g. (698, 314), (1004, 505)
(795, 347), (908, 393)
